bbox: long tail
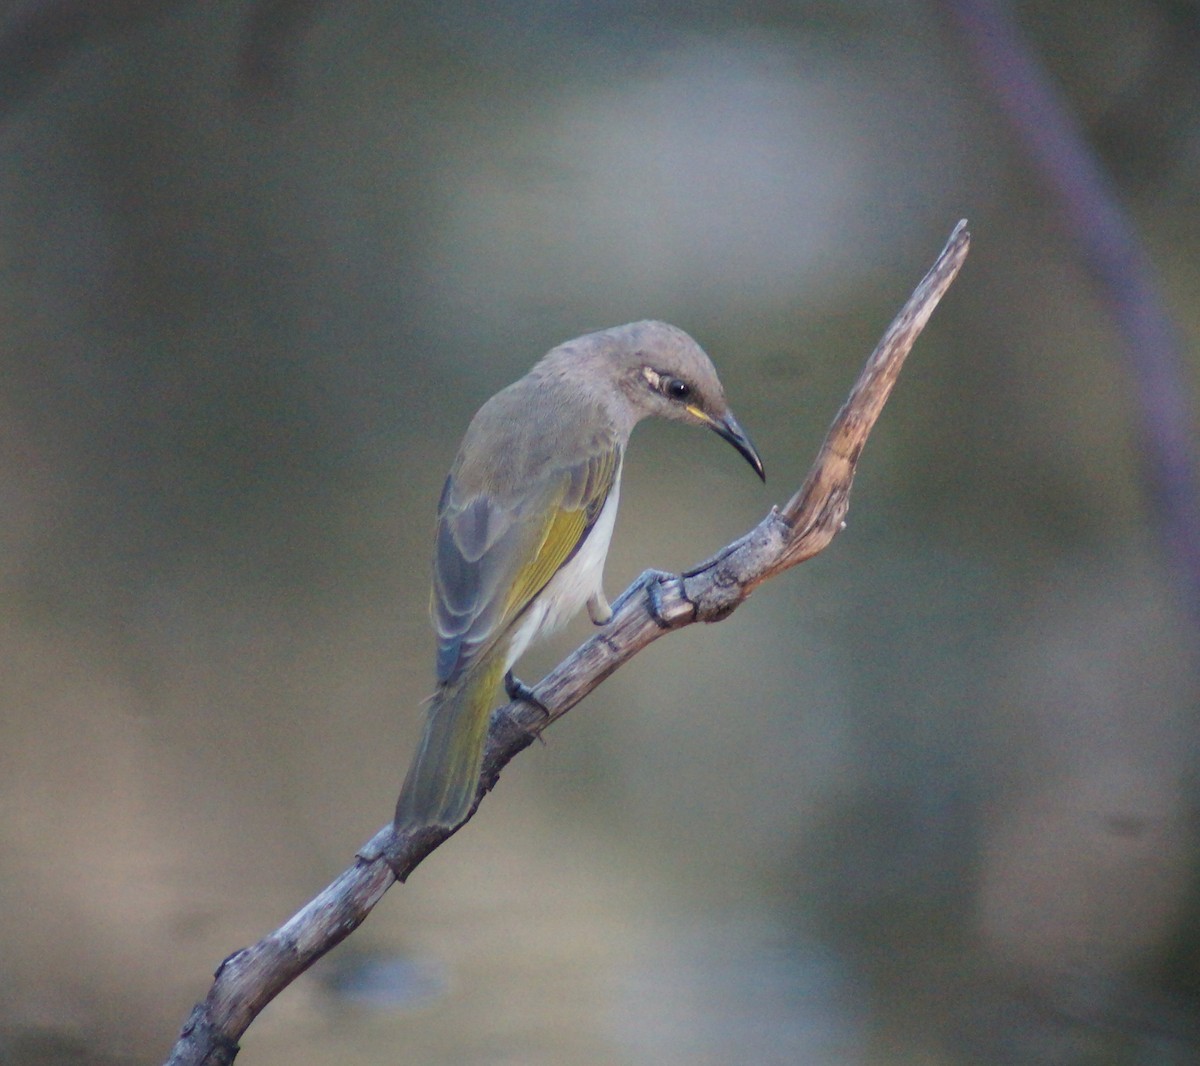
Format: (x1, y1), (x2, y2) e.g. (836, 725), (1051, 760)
(394, 654), (506, 831)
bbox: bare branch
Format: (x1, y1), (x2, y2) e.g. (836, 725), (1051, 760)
(162, 220), (970, 1066)
(947, 0), (1200, 625)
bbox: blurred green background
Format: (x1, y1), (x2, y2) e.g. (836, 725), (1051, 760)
(2, 2), (1199, 1064)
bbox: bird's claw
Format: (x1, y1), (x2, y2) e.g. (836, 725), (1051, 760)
(504, 669), (548, 715)
(610, 568), (692, 627)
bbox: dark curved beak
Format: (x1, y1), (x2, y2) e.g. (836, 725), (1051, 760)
(711, 410), (765, 481)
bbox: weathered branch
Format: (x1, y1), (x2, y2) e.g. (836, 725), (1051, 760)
(163, 220), (970, 1066)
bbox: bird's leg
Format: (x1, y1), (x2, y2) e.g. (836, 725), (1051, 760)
(644, 571), (680, 626)
(587, 589), (613, 625)
(504, 669), (548, 715)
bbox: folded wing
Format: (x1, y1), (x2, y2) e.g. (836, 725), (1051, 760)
(431, 441), (619, 686)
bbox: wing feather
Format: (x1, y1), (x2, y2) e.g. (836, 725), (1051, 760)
(432, 442), (619, 686)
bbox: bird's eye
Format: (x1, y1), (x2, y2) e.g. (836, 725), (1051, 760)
(665, 378), (691, 401)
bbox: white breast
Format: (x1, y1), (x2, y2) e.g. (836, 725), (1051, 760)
(503, 472), (622, 670)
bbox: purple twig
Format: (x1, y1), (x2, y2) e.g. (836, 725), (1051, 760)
(950, 0), (1200, 620)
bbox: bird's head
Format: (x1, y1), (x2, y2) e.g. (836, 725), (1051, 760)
(605, 320), (765, 481)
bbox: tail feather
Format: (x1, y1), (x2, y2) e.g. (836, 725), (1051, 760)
(394, 656), (505, 830)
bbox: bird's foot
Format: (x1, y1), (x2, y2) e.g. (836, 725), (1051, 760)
(611, 568), (692, 627)
(504, 670), (548, 715)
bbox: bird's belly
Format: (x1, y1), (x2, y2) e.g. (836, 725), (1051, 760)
(503, 480), (620, 670)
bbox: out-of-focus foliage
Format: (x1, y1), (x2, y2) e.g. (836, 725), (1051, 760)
(1, 2), (1198, 1063)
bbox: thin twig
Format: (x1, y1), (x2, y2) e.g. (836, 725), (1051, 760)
(163, 220), (970, 1066)
(948, 0), (1200, 624)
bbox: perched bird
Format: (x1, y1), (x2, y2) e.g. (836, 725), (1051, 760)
(394, 320), (764, 831)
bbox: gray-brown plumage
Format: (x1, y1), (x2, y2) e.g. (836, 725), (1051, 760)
(395, 320), (764, 831)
